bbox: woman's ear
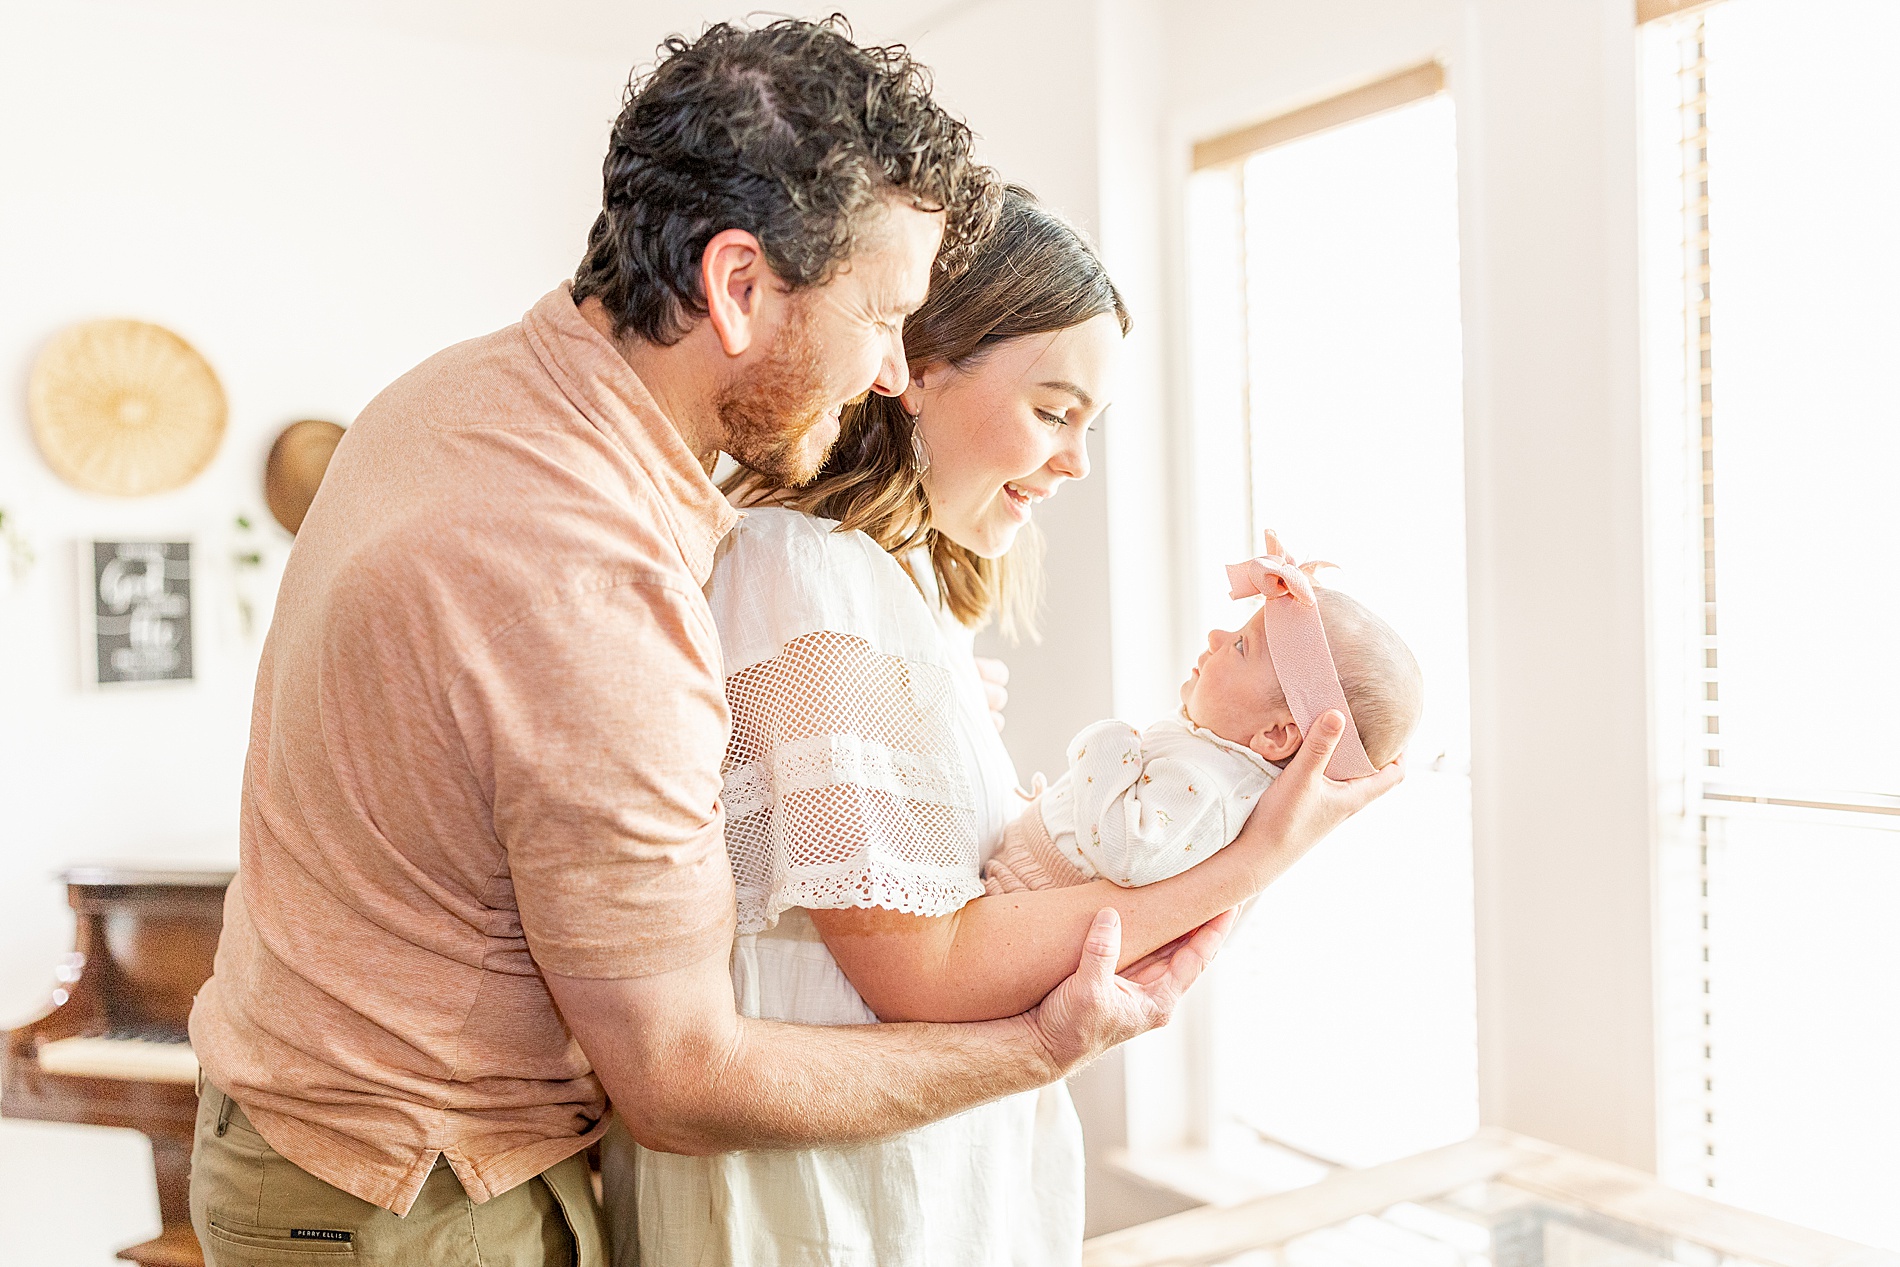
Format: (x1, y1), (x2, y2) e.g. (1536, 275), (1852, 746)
(899, 363), (942, 421)
(1249, 719), (1302, 763)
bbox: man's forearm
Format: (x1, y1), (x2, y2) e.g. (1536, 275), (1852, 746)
(553, 902), (1225, 1159)
(642, 1010), (1055, 1153)
(548, 955), (1060, 1157)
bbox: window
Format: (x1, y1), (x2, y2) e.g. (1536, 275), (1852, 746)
(1642, 0), (1900, 1248)
(1182, 72), (1478, 1180)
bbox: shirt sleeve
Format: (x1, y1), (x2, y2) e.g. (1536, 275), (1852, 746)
(1067, 722), (1238, 888)
(722, 628), (985, 934)
(449, 581), (736, 979)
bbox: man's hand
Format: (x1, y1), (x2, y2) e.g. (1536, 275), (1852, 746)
(1019, 906), (1235, 1076)
(1229, 708), (1404, 887)
(974, 656), (1009, 732)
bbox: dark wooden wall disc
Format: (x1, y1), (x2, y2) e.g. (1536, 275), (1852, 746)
(264, 419), (345, 534)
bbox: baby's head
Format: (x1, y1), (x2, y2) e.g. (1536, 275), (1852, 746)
(1181, 586), (1422, 768)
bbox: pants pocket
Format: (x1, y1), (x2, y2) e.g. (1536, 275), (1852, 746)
(193, 1082), (373, 1266)
(537, 1152), (608, 1267)
(204, 1217), (358, 1262)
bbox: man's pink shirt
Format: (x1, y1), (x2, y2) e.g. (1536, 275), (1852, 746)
(189, 286), (739, 1215)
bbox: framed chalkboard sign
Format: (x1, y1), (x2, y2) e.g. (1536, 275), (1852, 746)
(80, 540), (194, 687)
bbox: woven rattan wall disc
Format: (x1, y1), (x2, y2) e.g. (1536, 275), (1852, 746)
(265, 419), (346, 534)
(28, 319), (227, 496)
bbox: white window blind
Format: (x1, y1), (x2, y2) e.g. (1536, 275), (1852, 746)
(1643, 0), (1900, 1248)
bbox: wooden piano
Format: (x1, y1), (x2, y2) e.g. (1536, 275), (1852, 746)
(3, 865), (233, 1267)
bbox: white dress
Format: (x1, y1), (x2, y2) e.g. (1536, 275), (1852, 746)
(601, 507), (1085, 1267)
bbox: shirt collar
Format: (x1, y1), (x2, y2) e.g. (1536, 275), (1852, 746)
(521, 284), (737, 583)
(1161, 709), (1283, 776)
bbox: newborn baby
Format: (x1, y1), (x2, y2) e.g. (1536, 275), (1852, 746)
(984, 533), (1423, 893)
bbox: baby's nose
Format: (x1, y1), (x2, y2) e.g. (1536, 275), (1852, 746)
(1206, 627), (1224, 652)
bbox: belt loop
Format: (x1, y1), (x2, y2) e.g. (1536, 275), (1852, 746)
(215, 1090), (234, 1137)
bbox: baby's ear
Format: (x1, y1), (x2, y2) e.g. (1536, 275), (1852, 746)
(1249, 720), (1302, 762)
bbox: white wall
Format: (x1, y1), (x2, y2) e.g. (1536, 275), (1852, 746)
(911, 0), (1125, 789)
(909, 0), (1188, 798)
(0, 5), (632, 1261)
(1459, 0), (1657, 1171)
(906, 0), (1202, 1235)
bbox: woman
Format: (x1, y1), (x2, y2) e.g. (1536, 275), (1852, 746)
(603, 187), (1368, 1265)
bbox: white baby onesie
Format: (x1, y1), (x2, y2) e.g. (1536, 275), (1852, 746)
(985, 712), (1279, 892)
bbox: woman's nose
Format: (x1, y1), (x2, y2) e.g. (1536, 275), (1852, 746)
(1049, 426), (1090, 481)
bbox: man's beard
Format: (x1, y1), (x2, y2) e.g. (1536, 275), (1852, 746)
(716, 300), (838, 486)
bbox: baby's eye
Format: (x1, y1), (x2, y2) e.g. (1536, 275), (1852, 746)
(1234, 635), (1245, 654)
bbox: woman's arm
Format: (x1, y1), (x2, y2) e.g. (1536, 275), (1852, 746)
(810, 711), (1402, 1022)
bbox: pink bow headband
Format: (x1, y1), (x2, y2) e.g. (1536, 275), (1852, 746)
(1225, 530), (1378, 779)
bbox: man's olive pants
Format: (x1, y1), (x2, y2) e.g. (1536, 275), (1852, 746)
(189, 1082), (606, 1266)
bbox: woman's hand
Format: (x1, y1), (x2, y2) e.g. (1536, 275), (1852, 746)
(1227, 709), (1405, 890)
(973, 656), (1009, 732)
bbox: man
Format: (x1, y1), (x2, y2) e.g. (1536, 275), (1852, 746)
(188, 19), (1391, 1265)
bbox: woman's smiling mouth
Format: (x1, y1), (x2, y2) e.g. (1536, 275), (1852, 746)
(1001, 482), (1046, 520)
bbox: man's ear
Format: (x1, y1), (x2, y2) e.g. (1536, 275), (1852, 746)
(1249, 719), (1302, 763)
(700, 228), (770, 358)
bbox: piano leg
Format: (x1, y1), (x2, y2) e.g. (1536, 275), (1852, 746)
(117, 1131), (203, 1267)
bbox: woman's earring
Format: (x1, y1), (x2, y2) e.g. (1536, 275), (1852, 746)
(910, 420), (931, 476)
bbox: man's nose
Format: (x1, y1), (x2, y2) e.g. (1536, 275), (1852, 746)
(871, 333), (910, 398)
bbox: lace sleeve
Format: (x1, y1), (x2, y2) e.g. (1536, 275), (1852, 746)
(722, 628), (986, 934)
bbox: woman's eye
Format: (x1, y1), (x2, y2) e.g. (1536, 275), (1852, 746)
(1036, 409), (1066, 427)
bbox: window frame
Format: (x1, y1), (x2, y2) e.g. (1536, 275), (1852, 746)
(1116, 63), (1475, 1200)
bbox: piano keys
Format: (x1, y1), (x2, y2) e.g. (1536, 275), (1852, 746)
(35, 1033), (199, 1085)
(3, 865), (233, 1267)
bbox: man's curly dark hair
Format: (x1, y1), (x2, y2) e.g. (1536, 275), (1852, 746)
(573, 16), (1000, 346)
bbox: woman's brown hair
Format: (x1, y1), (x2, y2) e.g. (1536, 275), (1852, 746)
(726, 185), (1129, 637)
